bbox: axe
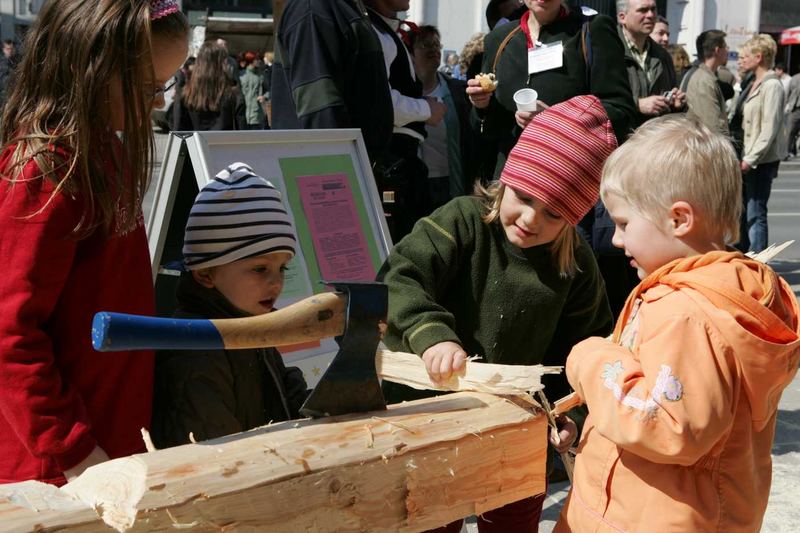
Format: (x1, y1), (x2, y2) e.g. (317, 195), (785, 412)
(92, 281), (387, 418)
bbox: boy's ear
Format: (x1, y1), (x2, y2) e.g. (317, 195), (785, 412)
(192, 268), (216, 289)
(669, 201), (694, 237)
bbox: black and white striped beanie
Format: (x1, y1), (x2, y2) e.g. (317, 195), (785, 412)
(183, 162), (296, 270)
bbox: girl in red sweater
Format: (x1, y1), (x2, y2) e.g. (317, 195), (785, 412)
(0, 0), (188, 485)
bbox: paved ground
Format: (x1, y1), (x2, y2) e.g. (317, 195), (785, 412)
(148, 132), (800, 531)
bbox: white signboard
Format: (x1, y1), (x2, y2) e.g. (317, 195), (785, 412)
(146, 129), (392, 386)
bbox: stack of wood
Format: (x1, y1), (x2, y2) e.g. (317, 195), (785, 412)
(0, 386), (550, 531)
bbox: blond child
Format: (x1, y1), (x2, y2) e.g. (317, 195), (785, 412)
(0, 0), (188, 485)
(379, 95), (616, 531)
(556, 115), (800, 531)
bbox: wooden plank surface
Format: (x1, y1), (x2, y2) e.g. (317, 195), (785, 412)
(0, 392), (547, 532)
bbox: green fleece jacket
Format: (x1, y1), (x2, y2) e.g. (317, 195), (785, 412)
(378, 196), (613, 403)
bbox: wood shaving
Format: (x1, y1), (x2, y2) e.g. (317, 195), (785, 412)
(263, 445), (289, 464)
(371, 416), (419, 434)
(364, 425), (374, 448)
(165, 508), (200, 529)
(295, 458), (312, 474)
(21, 491), (40, 513)
(140, 427), (157, 452)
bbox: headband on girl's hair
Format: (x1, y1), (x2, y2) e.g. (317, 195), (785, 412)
(150, 0), (180, 20)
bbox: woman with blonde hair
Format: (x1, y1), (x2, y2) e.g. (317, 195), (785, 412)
(737, 33), (786, 252)
(459, 32), (486, 81)
(667, 43), (691, 82)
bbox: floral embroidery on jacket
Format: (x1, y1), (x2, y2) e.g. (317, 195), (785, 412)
(602, 360), (625, 384)
(657, 365), (683, 401)
(602, 363), (683, 418)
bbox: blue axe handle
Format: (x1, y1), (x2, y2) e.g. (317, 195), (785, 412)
(92, 292), (347, 352)
(92, 313), (224, 351)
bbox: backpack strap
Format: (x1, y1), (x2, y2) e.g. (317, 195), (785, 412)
(492, 25), (522, 74)
(581, 21), (592, 86)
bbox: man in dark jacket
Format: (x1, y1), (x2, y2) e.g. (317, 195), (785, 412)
(364, 0), (447, 242)
(617, 0), (685, 126)
(271, 0), (393, 162)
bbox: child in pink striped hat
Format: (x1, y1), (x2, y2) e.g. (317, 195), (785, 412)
(378, 94), (618, 530)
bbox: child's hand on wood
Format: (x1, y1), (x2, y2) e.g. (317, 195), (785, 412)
(422, 341), (467, 384)
(548, 415), (577, 454)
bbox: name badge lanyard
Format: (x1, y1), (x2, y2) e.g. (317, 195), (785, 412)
(519, 11), (564, 83)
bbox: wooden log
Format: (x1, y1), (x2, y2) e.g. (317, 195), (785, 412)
(0, 392), (547, 532)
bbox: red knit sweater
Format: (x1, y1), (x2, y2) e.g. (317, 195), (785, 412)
(0, 147), (155, 485)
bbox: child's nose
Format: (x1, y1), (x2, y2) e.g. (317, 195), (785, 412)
(611, 227), (624, 249)
(264, 271), (283, 287)
(523, 206), (540, 227)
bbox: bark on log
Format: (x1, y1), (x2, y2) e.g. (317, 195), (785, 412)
(0, 392), (547, 532)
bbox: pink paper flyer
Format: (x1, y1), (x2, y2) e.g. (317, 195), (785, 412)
(296, 173), (375, 281)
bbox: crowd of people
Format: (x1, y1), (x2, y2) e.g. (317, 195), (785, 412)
(0, 1), (798, 533)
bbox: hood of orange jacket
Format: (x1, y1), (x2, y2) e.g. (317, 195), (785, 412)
(616, 250), (800, 431)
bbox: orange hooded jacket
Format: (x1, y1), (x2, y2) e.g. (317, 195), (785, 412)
(556, 251), (800, 532)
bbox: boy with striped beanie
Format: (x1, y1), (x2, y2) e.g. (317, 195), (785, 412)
(151, 162), (308, 449)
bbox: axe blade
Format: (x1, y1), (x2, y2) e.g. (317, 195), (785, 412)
(300, 282), (388, 418)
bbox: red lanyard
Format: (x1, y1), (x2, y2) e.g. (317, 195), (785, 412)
(519, 7), (568, 49)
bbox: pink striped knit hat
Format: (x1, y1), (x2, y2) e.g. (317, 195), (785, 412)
(500, 95), (617, 225)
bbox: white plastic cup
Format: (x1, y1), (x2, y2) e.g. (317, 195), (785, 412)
(513, 88), (539, 112)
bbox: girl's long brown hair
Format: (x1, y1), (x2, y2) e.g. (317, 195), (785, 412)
(1, 0), (188, 237)
(182, 41), (233, 112)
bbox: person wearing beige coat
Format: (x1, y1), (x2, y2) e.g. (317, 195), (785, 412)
(738, 34), (786, 253)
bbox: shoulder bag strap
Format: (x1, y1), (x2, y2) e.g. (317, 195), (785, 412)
(492, 26), (523, 74)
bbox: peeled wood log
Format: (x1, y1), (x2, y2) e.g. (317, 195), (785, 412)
(0, 392), (547, 532)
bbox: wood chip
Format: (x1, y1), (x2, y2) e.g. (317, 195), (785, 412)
(140, 428), (157, 453)
(371, 416), (419, 435)
(364, 425), (374, 448)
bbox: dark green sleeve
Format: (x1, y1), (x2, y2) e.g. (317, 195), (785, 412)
(151, 351), (242, 448)
(542, 240), (613, 398)
(541, 240), (613, 433)
(377, 200), (478, 356)
(587, 15), (637, 144)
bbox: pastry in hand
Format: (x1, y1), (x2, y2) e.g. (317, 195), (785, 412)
(475, 73), (498, 92)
